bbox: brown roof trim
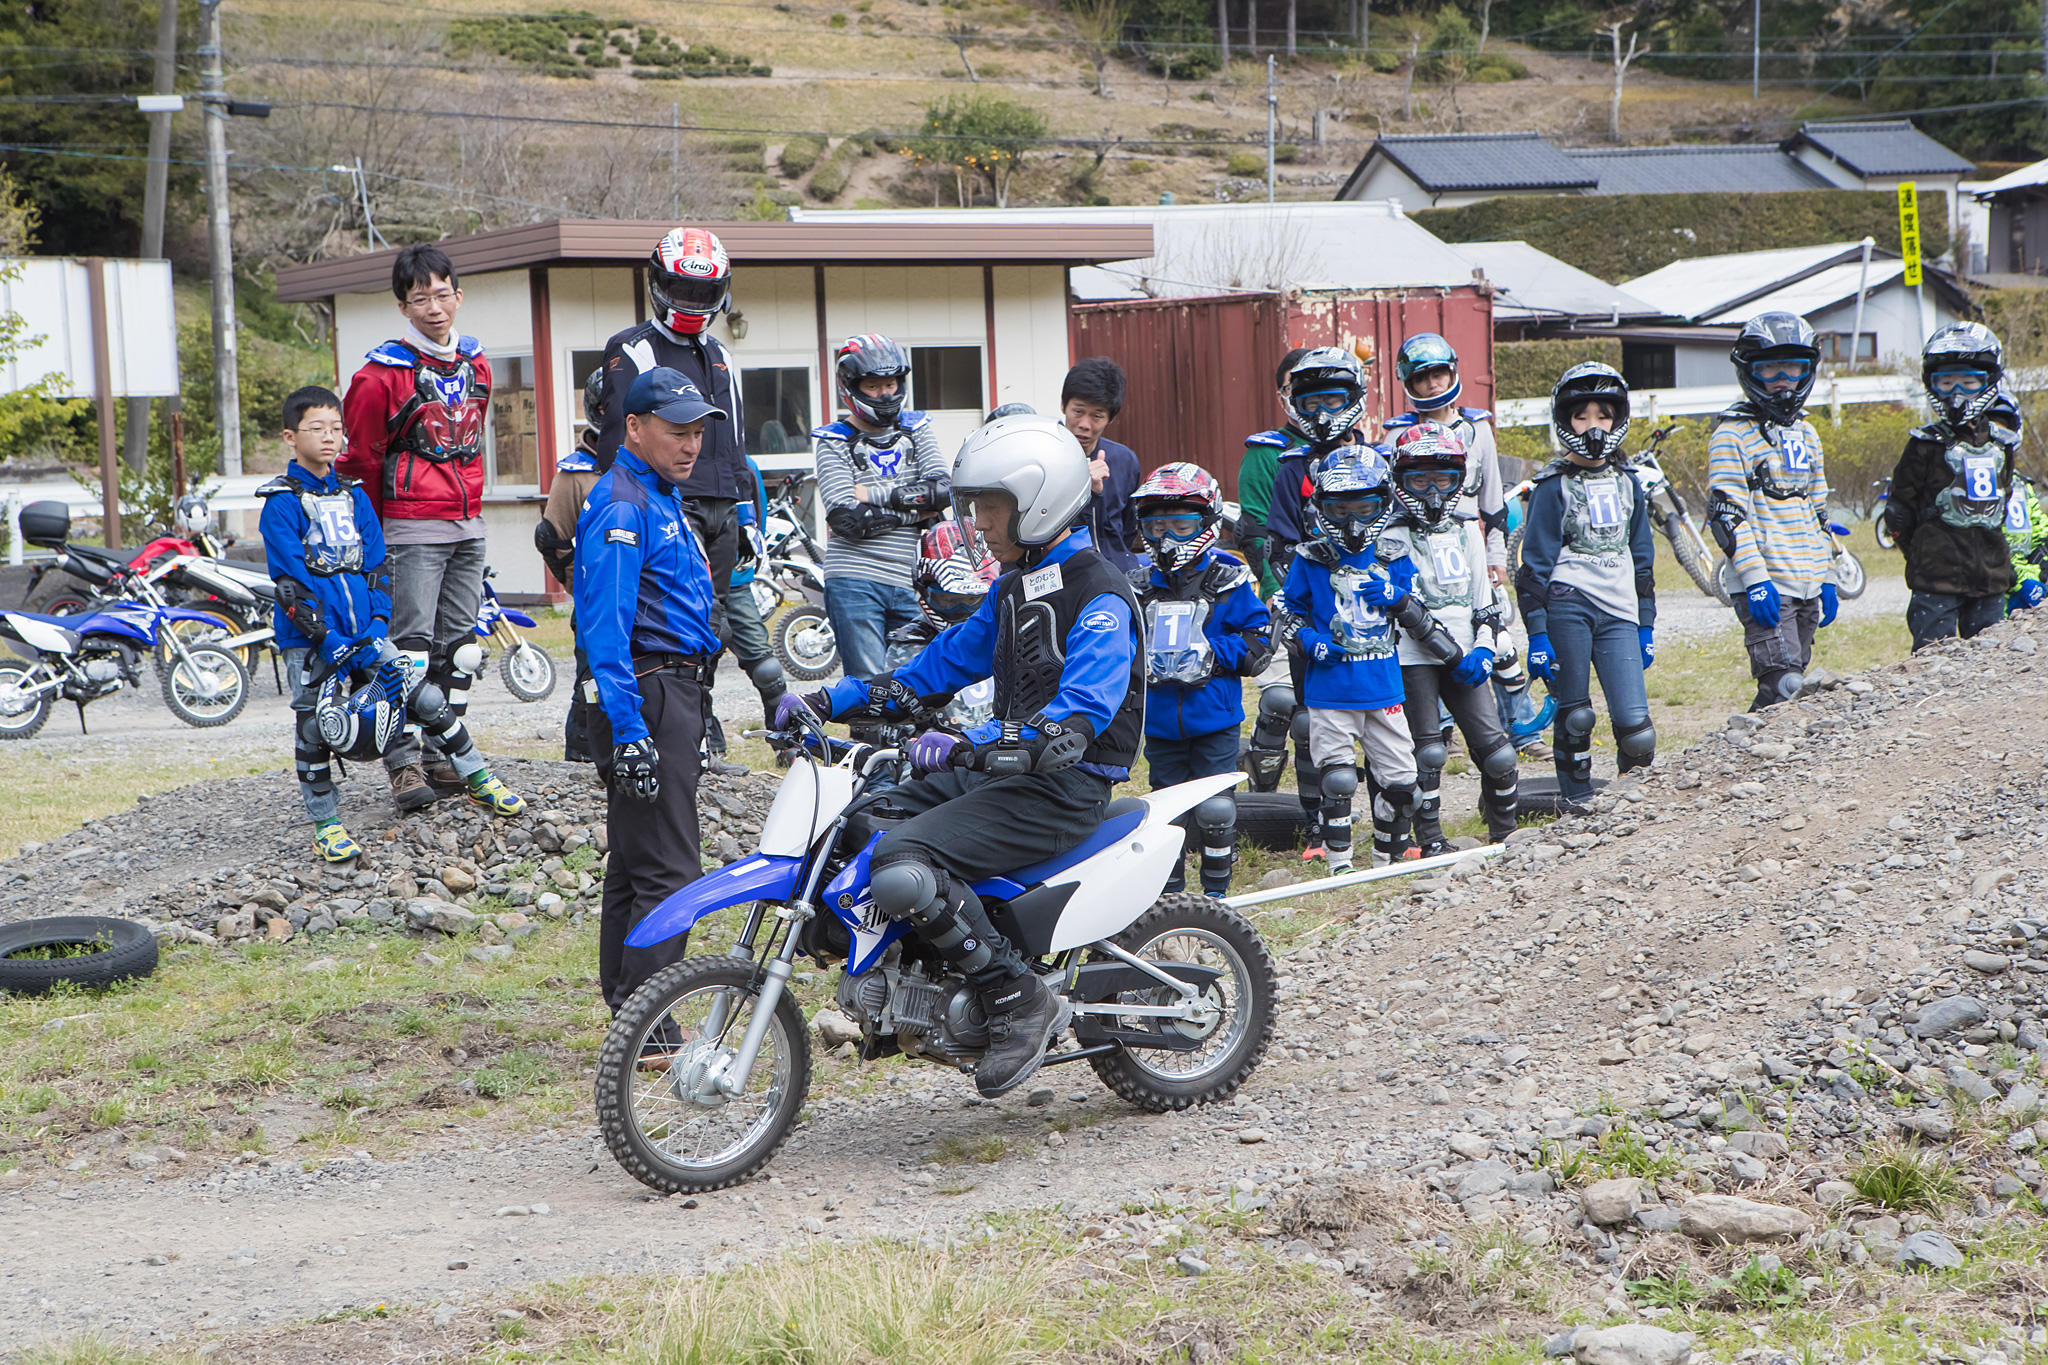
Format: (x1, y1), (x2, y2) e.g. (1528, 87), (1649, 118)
(274, 218), (1156, 301)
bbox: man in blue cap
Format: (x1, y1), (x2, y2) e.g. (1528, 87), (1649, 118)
(577, 366), (724, 1039)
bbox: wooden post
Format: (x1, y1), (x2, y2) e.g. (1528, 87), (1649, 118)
(86, 257), (121, 550)
(529, 267), (557, 494)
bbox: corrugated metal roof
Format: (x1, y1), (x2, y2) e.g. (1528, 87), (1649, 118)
(1368, 133), (1597, 192)
(1789, 121), (1975, 177)
(1698, 259), (1906, 322)
(1453, 240), (1665, 320)
(797, 202), (1482, 298)
(1974, 157), (2048, 199)
(1619, 242), (1871, 322)
(1562, 144), (1832, 196)
(273, 218), (1155, 301)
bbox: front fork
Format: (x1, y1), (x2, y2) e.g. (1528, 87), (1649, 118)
(703, 822), (841, 1099)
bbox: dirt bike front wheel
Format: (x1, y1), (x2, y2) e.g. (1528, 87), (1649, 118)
(595, 955), (812, 1194)
(1084, 894), (1275, 1112)
(0, 664), (52, 740)
(773, 603), (839, 682)
(1832, 549), (1868, 600)
(1875, 517), (1895, 550)
(499, 640), (557, 702)
(1663, 512), (1729, 606)
(161, 644), (249, 728)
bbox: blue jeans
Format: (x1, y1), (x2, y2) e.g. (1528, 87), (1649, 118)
(1544, 590), (1650, 802)
(825, 575), (921, 680)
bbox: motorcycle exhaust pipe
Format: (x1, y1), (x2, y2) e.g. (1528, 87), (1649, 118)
(219, 627), (274, 650)
(1221, 843), (1504, 911)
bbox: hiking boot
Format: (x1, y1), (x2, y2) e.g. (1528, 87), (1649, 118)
(390, 763), (436, 812)
(466, 771), (527, 817)
(313, 822), (362, 863)
(1414, 839), (1457, 859)
(1519, 739), (1554, 761)
(973, 972), (1070, 1099)
(422, 757), (465, 794)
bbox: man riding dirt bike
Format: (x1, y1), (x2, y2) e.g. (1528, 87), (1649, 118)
(775, 413), (1144, 1100)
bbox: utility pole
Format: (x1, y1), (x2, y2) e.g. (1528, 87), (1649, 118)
(199, 0), (242, 477)
(124, 0), (179, 477)
(671, 103), (681, 219)
(1751, 0), (1760, 101)
(1266, 53), (1277, 203)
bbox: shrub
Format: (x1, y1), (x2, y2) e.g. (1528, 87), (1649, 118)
(1225, 150), (1264, 177)
(1273, 144), (1300, 164)
(780, 134), (826, 178)
(1494, 338), (1624, 401)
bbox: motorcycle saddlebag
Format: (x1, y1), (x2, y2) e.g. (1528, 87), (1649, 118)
(18, 501), (72, 549)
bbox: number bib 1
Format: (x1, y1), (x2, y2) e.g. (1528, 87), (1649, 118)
(1145, 598), (1214, 684)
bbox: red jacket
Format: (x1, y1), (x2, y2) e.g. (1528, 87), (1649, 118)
(338, 337), (492, 522)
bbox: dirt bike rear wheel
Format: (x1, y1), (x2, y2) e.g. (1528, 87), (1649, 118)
(0, 664), (52, 740)
(151, 608), (250, 679)
(596, 956), (812, 1193)
(1084, 894), (1275, 1112)
(1664, 512), (1730, 606)
(160, 644), (249, 728)
(773, 603), (838, 682)
(1833, 549), (1868, 600)
(1875, 517), (1895, 550)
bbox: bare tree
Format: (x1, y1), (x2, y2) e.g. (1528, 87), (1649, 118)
(1215, 0), (1231, 67)
(1286, 0), (1296, 57)
(945, 21), (980, 82)
(1604, 20), (1646, 142)
(1069, 0), (1130, 98)
(1476, 0), (1493, 53)
(1400, 34), (1421, 120)
(1161, 210), (1317, 293)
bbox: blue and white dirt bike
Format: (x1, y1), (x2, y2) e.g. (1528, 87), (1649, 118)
(593, 708), (1277, 1193)
(0, 594), (250, 738)
(471, 568), (556, 702)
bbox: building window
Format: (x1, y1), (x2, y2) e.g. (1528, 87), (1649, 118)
(742, 365), (813, 453)
(910, 345), (984, 411)
(487, 354), (539, 491)
(569, 348), (606, 449)
(1816, 332), (1876, 362)
(1620, 342), (1675, 392)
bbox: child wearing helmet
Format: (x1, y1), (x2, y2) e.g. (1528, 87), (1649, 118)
(1280, 451), (1431, 872)
(1236, 346), (1310, 597)
(1993, 392), (2048, 613)
(1709, 311), (1841, 705)
(896, 515), (1001, 730)
(1383, 422), (1519, 850)
(1131, 462), (1275, 897)
(1515, 363), (1658, 809)
(1886, 322), (2020, 647)
(1386, 333), (1510, 584)
(812, 332), (951, 684)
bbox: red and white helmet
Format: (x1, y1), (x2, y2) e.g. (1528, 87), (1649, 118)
(1132, 461), (1223, 572)
(1388, 421), (1468, 526)
(648, 227), (731, 336)
(913, 515), (998, 626)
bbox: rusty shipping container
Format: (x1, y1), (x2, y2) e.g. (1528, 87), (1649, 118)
(1069, 285), (1494, 500)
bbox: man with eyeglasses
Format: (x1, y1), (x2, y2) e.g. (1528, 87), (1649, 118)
(1885, 322), (2019, 648)
(1705, 312), (1838, 711)
(338, 244), (494, 813)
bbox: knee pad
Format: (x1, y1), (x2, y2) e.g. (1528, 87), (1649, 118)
(1374, 783), (1416, 822)
(1255, 682), (1296, 732)
(451, 641), (484, 677)
(1561, 702), (1597, 745)
(1416, 740), (1449, 772)
(408, 679), (456, 733)
(1479, 740), (1519, 784)
(1319, 765), (1358, 800)
(744, 654), (786, 694)
(1616, 719), (1656, 759)
(394, 633), (432, 658)
(870, 853), (942, 924)
(1289, 707), (1310, 746)
(1774, 671), (1805, 703)
(1195, 793), (1236, 835)
(295, 708), (328, 761)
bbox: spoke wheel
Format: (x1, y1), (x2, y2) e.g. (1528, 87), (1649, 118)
(595, 956), (812, 1193)
(161, 644), (249, 727)
(773, 604), (838, 682)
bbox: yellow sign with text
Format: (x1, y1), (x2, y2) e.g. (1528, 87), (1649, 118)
(1898, 182), (1922, 287)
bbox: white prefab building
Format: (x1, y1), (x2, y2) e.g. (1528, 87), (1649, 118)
(274, 218), (1151, 596)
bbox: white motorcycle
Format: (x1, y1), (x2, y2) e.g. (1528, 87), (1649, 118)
(593, 710), (1276, 1194)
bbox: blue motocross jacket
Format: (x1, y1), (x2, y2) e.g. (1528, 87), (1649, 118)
(1138, 548), (1272, 741)
(257, 461), (390, 654)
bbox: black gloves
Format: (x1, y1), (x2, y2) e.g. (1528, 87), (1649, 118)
(826, 504), (910, 541)
(887, 477), (949, 513)
(610, 738), (660, 801)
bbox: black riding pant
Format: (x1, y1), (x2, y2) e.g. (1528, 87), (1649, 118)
(865, 765), (1113, 888)
(592, 665), (708, 1014)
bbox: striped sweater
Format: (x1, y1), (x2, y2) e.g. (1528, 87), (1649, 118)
(1707, 411), (1834, 601)
(812, 413), (948, 589)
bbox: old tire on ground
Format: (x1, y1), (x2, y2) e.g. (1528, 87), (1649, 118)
(0, 915), (158, 995)
(1235, 790), (1310, 851)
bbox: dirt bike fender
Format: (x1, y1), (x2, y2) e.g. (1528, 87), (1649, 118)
(1042, 771), (1247, 953)
(501, 608), (538, 628)
(623, 853), (803, 949)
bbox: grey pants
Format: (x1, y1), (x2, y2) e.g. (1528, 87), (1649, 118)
(383, 536), (487, 771)
(1733, 589), (1820, 711)
(1907, 591), (2004, 650)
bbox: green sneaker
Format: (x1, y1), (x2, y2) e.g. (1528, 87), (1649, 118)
(313, 822), (362, 863)
(466, 771), (526, 817)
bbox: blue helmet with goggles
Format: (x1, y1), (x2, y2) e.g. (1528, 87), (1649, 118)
(1132, 461), (1223, 572)
(1922, 321), (2006, 427)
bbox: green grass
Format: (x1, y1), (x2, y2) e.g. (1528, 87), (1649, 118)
(1849, 1142), (1965, 1211)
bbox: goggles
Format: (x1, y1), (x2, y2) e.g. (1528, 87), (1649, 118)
(926, 589), (985, 622)
(1399, 468), (1462, 495)
(1318, 495), (1384, 523)
(1293, 388), (1356, 416)
(1749, 358), (1813, 386)
(1137, 511), (1208, 542)
(1929, 368), (1992, 397)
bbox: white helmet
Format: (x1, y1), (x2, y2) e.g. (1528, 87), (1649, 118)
(949, 414), (1091, 557)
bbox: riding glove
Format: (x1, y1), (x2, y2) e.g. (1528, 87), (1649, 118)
(773, 691), (823, 730)
(1639, 626), (1655, 671)
(909, 730), (964, 775)
(610, 739), (660, 802)
(1745, 580), (1781, 628)
(1818, 583), (1840, 628)
(1451, 647), (1494, 687)
(1525, 633), (1555, 681)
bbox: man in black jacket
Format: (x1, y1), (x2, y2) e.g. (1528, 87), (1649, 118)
(594, 227), (747, 643)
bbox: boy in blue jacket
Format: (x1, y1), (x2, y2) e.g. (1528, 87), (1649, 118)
(1281, 452), (1430, 873)
(1131, 463), (1273, 897)
(260, 386), (524, 862)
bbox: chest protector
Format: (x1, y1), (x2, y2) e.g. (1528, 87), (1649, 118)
(2007, 486), (2035, 541)
(389, 353), (488, 463)
(298, 485), (367, 576)
(991, 545), (1144, 768)
(1389, 522), (1477, 613)
(1134, 558), (1251, 686)
(1937, 439), (2009, 531)
(1559, 468), (1636, 557)
(1327, 561), (1398, 659)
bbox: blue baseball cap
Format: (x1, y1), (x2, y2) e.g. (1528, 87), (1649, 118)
(624, 366), (727, 425)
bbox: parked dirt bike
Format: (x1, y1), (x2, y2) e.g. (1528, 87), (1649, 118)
(754, 475), (838, 683)
(0, 594), (251, 737)
(1873, 479), (1894, 549)
(593, 708), (1276, 1193)
(472, 568), (556, 702)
